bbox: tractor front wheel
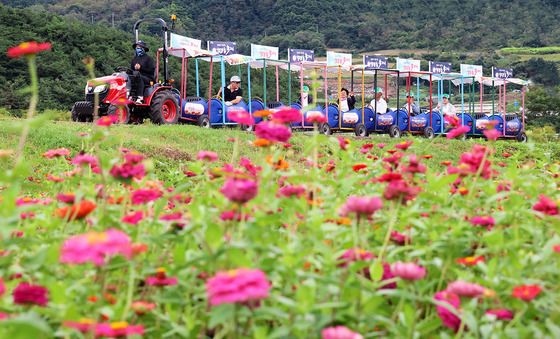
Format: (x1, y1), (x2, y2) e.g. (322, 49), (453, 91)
(107, 104), (130, 124)
(150, 91), (179, 124)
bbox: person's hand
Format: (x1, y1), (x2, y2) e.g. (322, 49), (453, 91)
(135, 63), (141, 70)
(349, 91), (354, 96)
(225, 101), (233, 106)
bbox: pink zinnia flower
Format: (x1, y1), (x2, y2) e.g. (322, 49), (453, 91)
(486, 309), (514, 321)
(338, 137), (349, 150)
(271, 107), (302, 123)
(338, 248), (375, 267)
(145, 268), (178, 287)
(131, 189), (163, 205)
(533, 195), (558, 216)
(447, 280), (486, 297)
(512, 284), (542, 301)
(469, 216), (495, 229)
(206, 268), (271, 306)
(13, 282), (49, 307)
(197, 151), (219, 162)
(229, 110), (255, 125)
(42, 148), (70, 159)
(395, 140), (413, 150)
(95, 322), (144, 337)
(339, 195), (383, 217)
(220, 178), (258, 204)
(110, 163), (146, 180)
(60, 229), (133, 266)
(122, 211), (143, 225)
(392, 262), (426, 280)
(0, 278), (5, 296)
(383, 179), (420, 203)
(434, 290), (461, 332)
(305, 111), (327, 124)
(390, 230), (410, 245)
(321, 326), (363, 339)
(444, 115), (460, 128)
(255, 121), (292, 143)
(483, 128), (501, 140)
(277, 185), (306, 198)
(96, 115), (119, 126)
(402, 155), (426, 174)
(447, 126), (470, 139)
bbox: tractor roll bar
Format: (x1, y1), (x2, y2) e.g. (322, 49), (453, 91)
(133, 18), (170, 85)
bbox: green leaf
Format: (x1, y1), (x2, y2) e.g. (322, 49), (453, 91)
(369, 260), (383, 282)
(208, 304), (235, 328)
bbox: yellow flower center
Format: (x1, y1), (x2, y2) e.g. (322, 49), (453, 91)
(227, 269), (238, 277)
(79, 318), (95, 325)
(110, 321), (129, 330)
(86, 232), (108, 244)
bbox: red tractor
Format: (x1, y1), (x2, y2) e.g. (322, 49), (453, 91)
(71, 18), (180, 124)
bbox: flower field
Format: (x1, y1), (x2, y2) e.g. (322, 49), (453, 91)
(1, 44), (560, 338)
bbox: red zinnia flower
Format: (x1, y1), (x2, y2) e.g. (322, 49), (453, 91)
(456, 256), (485, 266)
(512, 284), (541, 301)
(270, 107), (302, 123)
(43, 148), (70, 159)
(55, 200), (96, 221)
(13, 282), (49, 306)
(532, 195), (558, 216)
(96, 115), (119, 127)
(7, 41), (52, 58)
(352, 163), (368, 172)
(395, 140), (413, 150)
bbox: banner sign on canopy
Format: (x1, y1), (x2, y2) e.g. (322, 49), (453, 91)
(396, 58), (421, 72)
(326, 51), (352, 68)
(364, 55), (388, 70)
(288, 49), (315, 63)
(169, 33), (201, 50)
(251, 43), (279, 60)
(460, 64), (483, 77)
(207, 41), (237, 56)
(429, 61), (452, 74)
(492, 67), (513, 79)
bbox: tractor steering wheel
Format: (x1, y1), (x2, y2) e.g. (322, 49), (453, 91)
(115, 66), (133, 74)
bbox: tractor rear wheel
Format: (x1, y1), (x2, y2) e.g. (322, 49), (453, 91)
(150, 91), (179, 124)
(107, 104), (130, 124)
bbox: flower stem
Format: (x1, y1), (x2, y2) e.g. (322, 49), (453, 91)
(15, 55), (38, 165)
(120, 261), (136, 321)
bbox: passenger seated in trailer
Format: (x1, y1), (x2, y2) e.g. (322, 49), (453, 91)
(217, 75), (243, 106)
(299, 85), (314, 107)
(434, 94), (456, 116)
(339, 88), (356, 112)
(403, 93), (420, 116)
(369, 87), (387, 114)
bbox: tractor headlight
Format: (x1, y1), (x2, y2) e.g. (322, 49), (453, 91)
(93, 84), (108, 93)
(85, 84), (92, 94)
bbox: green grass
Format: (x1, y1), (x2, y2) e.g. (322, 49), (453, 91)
(1, 115), (559, 193)
(500, 46), (560, 55)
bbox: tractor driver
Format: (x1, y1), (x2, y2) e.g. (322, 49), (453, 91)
(217, 76), (243, 106)
(130, 40), (155, 104)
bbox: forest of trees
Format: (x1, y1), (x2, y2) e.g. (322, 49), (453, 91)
(1, 1), (560, 129)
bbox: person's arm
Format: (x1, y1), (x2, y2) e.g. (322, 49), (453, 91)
(450, 104), (456, 115)
(231, 88), (243, 104)
(217, 87), (223, 97)
(144, 56), (156, 81)
(348, 95), (356, 108)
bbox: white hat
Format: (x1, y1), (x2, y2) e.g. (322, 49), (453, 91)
(230, 75), (241, 82)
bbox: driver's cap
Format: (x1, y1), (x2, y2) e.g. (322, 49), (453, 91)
(230, 75), (241, 82)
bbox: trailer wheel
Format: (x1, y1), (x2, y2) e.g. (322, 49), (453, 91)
(240, 124), (254, 132)
(423, 126), (435, 139)
(516, 131), (528, 143)
(354, 123), (368, 137)
(319, 123), (332, 135)
(389, 125), (401, 138)
(198, 114), (210, 128)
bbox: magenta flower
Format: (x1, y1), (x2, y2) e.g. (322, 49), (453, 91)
(447, 280), (486, 297)
(271, 107), (302, 123)
(447, 126), (470, 139)
(131, 189), (163, 205)
(145, 268), (178, 287)
(197, 151), (219, 162)
(255, 121), (292, 143)
(434, 290), (462, 332)
(206, 268), (271, 306)
(486, 309), (514, 321)
(109, 163), (146, 181)
(390, 230), (410, 245)
(13, 282), (49, 307)
(305, 111), (327, 124)
(220, 178), (258, 204)
(321, 326), (363, 339)
(42, 148), (70, 159)
(229, 109), (255, 125)
(469, 216), (495, 229)
(95, 322), (144, 337)
(392, 262), (426, 280)
(0, 278), (5, 296)
(338, 248), (375, 267)
(339, 195), (383, 217)
(71, 153), (99, 168)
(122, 211), (144, 225)
(483, 128), (501, 140)
(277, 185), (306, 198)
(60, 229), (133, 266)
(533, 195), (558, 216)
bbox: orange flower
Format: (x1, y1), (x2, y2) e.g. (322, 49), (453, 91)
(55, 200), (96, 221)
(457, 187), (469, 196)
(422, 154), (433, 159)
(253, 138), (272, 147)
(266, 155), (289, 170)
(131, 243), (148, 256)
(456, 256), (485, 266)
(7, 41), (52, 58)
(253, 109), (272, 118)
